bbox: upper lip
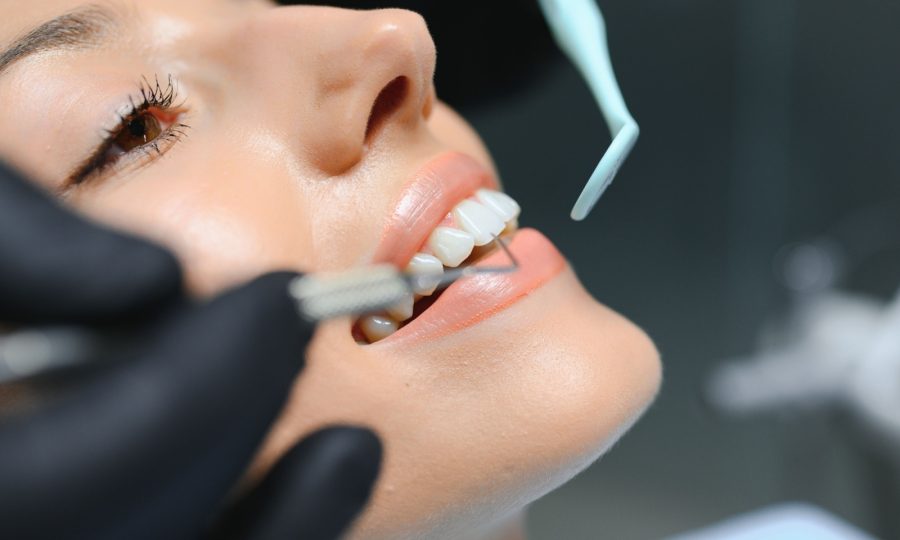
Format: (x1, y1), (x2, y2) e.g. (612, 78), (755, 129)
(372, 151), (499, 268)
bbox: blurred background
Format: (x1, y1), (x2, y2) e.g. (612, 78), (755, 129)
(312, 1), (900, 537)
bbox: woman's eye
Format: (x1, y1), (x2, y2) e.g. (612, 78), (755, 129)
(65, 76), (189, 189)
(112, 111), (163, 153)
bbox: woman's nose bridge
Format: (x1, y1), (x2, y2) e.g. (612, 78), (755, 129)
(234, 7), (436, 175)
(309, 8), (436, 173)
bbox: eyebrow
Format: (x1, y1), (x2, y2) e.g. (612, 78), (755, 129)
(0, 5), (120, 76)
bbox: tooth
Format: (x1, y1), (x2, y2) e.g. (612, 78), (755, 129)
(453, 200), (505, 246)
(360, 315), (398, 342)
(428, 226), (475, 267)
(477, 189), (521, 222)
(387, 293), (414, 321)
(406, 253), (444, 295)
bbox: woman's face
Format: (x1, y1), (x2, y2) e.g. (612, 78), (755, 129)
(0, 1), (661, 538)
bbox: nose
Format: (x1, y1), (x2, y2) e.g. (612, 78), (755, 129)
(229, 7), (437, 175)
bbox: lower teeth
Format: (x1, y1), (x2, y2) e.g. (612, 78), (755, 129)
(359, 315), (398, 342)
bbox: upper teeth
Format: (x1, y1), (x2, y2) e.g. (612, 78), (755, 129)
(428, 227), (475, 268)
(453, 200), (505, 246)
(359, 188), (521, 343)
(476, 189), (520, 222)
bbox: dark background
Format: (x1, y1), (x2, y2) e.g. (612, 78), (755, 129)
(295, 1), (900, 538)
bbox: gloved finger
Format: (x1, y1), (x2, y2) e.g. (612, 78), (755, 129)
(208, 427), (382, 540)
(0, 161), (182, 325)
(0, 272), (312, 540)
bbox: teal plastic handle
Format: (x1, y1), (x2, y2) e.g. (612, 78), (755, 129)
(537, 0), (640, 221)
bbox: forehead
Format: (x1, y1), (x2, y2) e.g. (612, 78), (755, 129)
(0, 0), (239, 46)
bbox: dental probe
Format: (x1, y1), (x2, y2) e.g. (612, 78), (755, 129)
(289, 234), (519, 321)
(0, 236), (518, 385)
(537, 0), (640, 221)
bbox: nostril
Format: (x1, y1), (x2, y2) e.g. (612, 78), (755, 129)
(365, 76), (409, 143)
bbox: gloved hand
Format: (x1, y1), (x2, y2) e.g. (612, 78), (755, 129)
(0, 161), (381, 540)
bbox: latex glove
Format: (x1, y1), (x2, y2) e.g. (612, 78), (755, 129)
(0, 161), (381, 540)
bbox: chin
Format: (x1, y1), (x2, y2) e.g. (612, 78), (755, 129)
(264, 256), (661, 540)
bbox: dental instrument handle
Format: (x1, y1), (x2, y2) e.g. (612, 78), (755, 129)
(537, 0), (640, 221)
(290, 265), (413, 322)
(0, 327), (112, 384)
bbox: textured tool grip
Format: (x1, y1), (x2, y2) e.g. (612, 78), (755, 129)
(289, 265), (411, 321)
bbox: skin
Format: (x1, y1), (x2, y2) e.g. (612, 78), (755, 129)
(0, 1), (662, 539)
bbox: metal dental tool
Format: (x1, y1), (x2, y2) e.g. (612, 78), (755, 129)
(289, 234), (519, 322)
(0, 327), (112, 384)
(537, 0), (640, 221)
(0, 235), (518, 384)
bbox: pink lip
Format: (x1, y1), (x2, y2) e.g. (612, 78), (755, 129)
(381, 228), (567, 344)
(373, 151), (498, 268)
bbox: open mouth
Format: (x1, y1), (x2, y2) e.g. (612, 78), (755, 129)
(353, 188), (521, 343)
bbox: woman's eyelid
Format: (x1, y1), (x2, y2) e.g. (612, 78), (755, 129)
(109, 74), (186, 129)
(67, 117), (189, 190)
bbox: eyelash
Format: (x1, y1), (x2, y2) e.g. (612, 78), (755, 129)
(66, 75), (190, 188)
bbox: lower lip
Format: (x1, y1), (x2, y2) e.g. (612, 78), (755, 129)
(382, 228), (567, 344)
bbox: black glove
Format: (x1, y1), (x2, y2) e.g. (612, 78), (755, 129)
(0, 161), (381, 540)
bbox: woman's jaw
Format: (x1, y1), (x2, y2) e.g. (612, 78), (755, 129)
(272, 260), (661, 539)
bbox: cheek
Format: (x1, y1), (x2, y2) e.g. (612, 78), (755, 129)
(0, 66), (125, 189)
(67, 149), (316, 295)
